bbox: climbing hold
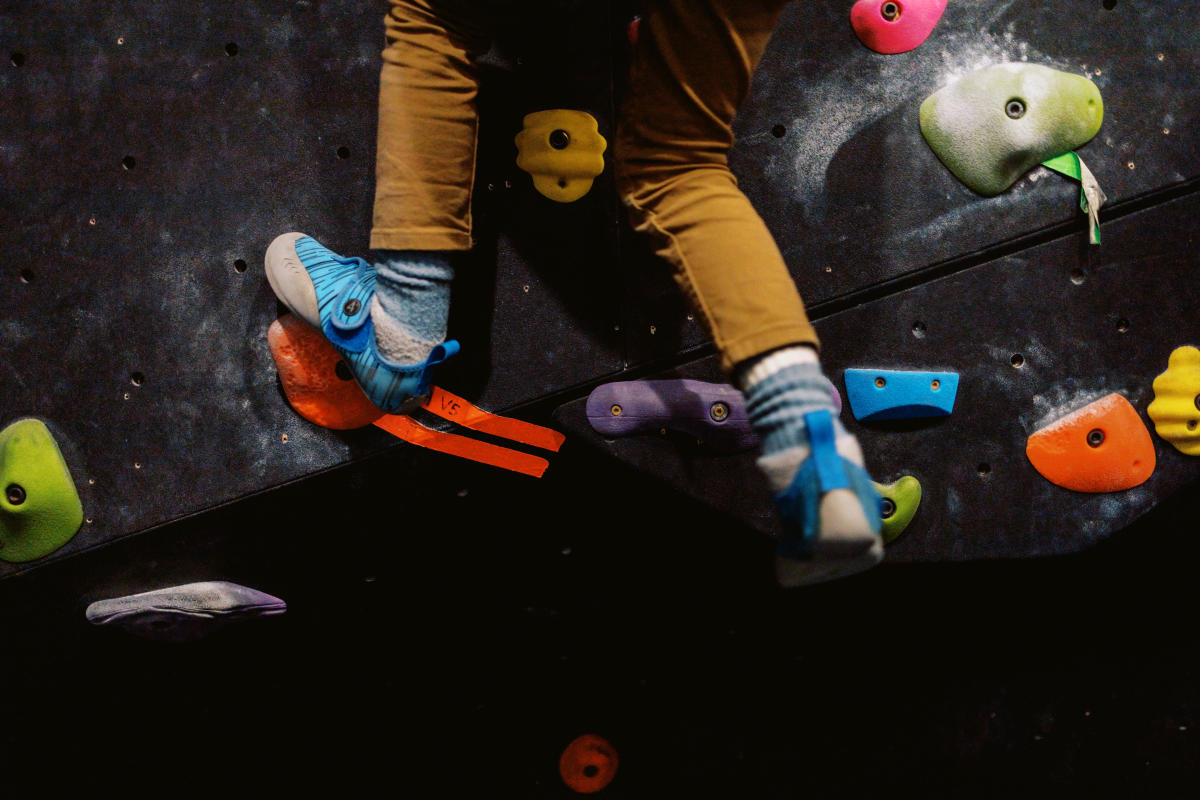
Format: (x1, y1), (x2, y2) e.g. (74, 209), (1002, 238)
(850, 0), (947, 55)
(920, 63), (1104, 196)
(268, 313), (384, 430)
(587, 379), (756, 452)
(559, 733), (618, 794)
(0, 418), (83, 563)
(515, 109), (607, 203)
(586, 378), (841, 453)
(1147, 345), (1200, 455)
(873, 475), (922, 544)
(85, 581), (287, 642)
(1025, 393), (1155, 492)
(843, 369), (958, 421)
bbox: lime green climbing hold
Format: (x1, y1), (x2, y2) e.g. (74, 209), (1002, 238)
(873, 475), (922, 544)
(0, 419), (84, 563)
(920, 63), (1103, 196)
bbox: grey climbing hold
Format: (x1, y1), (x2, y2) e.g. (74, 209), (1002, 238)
(85, 581), (287, 642)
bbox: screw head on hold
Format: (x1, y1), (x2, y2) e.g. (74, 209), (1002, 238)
(1087, 428), (1105, 448)
(880, 497), (896, 519)
(1005, 98), (1027, 119)
(881, 1), (900, 21)
(342, 298), (362, 316)
(549, 129), (571, 150)
(5, 484), (26, 505)
(709, 402), (729, 422)
(610, 404), (622, 417)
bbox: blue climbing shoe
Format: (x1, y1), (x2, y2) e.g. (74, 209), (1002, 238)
(772, 409), (884, 585)
(265, 232), (458, 414)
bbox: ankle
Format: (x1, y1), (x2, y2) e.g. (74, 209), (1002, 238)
(736, 345), (819, 392)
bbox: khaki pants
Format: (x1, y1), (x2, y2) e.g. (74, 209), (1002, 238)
(371, 0), (819, 376)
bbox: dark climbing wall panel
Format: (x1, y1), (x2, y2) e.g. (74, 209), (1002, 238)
(557, 190), (1200, 561)
(3, 0), (1199, 577)
(625, 0), (1200, 365)
(0, 0), (624, 579)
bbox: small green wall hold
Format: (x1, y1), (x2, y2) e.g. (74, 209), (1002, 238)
(0, 419), (84, 563)
(873, 475), (922, 544)
(920, 63), (1103, 196)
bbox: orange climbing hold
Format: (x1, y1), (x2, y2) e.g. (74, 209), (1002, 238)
(558, 734), (618, 794)
(268, 314), (384, 430)
(1025, 393), (1155, 493)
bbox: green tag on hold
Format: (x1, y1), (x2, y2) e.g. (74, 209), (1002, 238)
(1042, 152), (1105, 245)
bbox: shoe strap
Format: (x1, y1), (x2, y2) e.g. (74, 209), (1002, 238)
(412, 340), (460, 398)
(323, 262), (376, 352)
(328, 260), (375, 334)
(803, 409), (850, 492)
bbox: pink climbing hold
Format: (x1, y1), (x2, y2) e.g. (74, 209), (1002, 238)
(850, 0), (947, 55)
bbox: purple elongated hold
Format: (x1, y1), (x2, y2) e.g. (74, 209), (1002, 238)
(85, 581), (287, 643)
(585, 379), (842, 453)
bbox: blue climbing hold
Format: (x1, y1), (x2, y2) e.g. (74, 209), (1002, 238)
(844, 369), (959, 421)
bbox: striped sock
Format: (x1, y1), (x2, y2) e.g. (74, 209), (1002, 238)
(739, 346), (882, 586)
(372, 250), (454, 365)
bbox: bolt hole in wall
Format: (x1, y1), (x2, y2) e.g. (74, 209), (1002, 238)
(1069, 268), (1085, 285)
(122, 155), (136, 170)
(130, 372), (144, 387)
(18, 268), (33, 283)
(771, 124), (786, 138)
(10, 52), (25, 67)
(1011, 353), (1024, 368)
(977, 463), (991, 477)
(225, 42), (239, 56)
(337, 146), (350, 159)
(233, 259), (248, 273)
(1117, 317), (1130, 333)
(1102, 0), (1117, 10)
(912, 320), (926, 338)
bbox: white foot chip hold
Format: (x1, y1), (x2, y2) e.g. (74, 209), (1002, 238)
(85, 581), (287, 642)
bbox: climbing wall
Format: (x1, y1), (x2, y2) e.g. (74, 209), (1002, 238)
(2, 0), (1199, 581)
(556, 0), (1200, 561)
(0, 0), (623, 578)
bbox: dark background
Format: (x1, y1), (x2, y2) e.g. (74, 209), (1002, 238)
(1, 445), (1198, 795)
(3, 0), (1200, 793)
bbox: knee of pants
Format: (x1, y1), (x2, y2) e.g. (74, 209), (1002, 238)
(614, 139), (738, 230)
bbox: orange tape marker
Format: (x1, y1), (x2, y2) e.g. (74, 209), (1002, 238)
(373, 414), (552, 478)
(422, 386), (566, 452)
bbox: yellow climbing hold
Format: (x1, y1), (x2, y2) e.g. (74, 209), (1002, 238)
(1147, 345), (1200, 455)
(515, 109), (607, 203)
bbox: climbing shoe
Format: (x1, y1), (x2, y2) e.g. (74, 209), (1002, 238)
(265, 232), (458, 414)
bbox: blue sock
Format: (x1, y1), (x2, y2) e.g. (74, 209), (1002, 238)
(370, 249), (455, 365)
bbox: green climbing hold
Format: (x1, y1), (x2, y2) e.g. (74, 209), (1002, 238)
(873, 475), (922, 544)
(920, 63), (1103, 196)
(0, 418), (84, 563)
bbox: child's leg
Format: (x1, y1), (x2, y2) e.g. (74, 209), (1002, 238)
(370, 0), (496, 365)
(615, 0), (882, 586)
(268, 1), (492, 411)
(371, 0), (492, 254)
